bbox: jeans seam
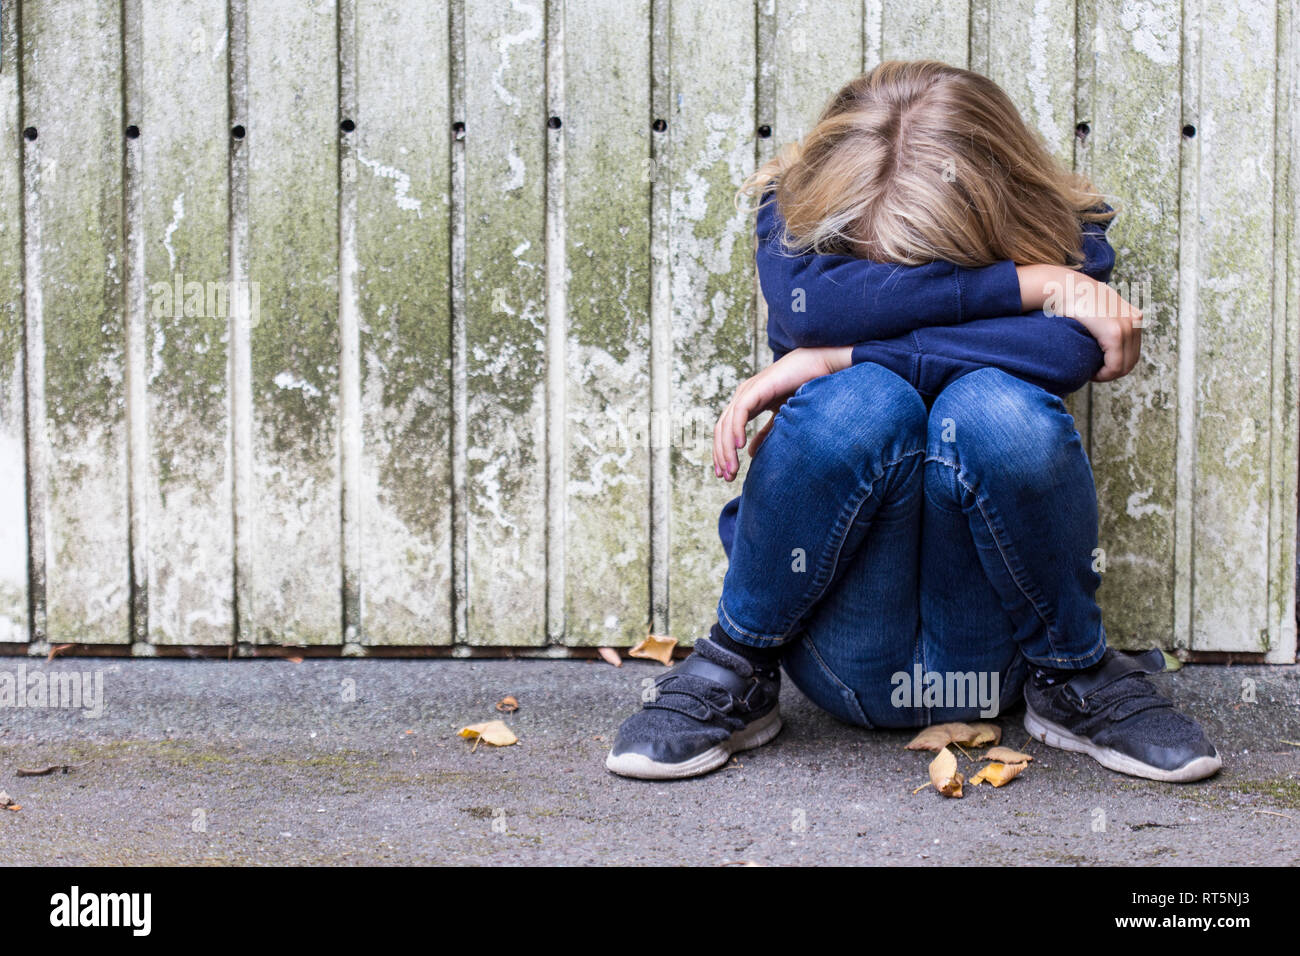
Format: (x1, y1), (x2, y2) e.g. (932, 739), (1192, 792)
(798, 634), (872, 727)
(719, 447), (924, 645)
(927, 454), (1068, 659)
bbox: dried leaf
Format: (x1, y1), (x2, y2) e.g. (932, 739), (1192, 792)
(47, 644), (73, 662)
(928, 747), (964, 798)
(629, 634), (677, 666)
(905, 722), (974, 751)
(1160, 650), (1182, 672)
(955, 723), (1001, 747)
(495, 695), (519, 714)
(969, 761), (1027, 788)
(0, 790), (15, 808)
(458, 720), (518, 747)
(982, 749), (1034, 764)
(983, 746), (1033, 764)
(597, 647), (622, 668)
(3, 804), (18, 812)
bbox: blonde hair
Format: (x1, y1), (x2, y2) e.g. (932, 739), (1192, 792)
(737, 60), (1116, 268)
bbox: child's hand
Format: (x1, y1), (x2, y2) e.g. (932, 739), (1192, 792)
(1018, 264), (1143, 382)
(712, 346), (852, 481)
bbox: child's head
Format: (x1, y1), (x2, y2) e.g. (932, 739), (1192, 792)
(739, 60), (1115, 268)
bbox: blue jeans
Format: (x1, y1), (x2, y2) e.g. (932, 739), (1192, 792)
(715, 362), (1107, 729)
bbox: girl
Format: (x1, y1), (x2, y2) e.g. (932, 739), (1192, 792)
(606, 60), (1220, 784)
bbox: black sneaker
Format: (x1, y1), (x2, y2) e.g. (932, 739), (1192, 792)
(605, 637), (782, 779)
(1023, 647), (1222, 783)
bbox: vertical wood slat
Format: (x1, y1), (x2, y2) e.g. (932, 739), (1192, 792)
(879, 0), (968, 64)
(354, 0), (454, 645)
(462, 0), (548, 646)
(0, 0), (28, 644)
(563, 0), (652, 646)
(245, 1), (341, 644)
(1268, 0), (1299, 662)
(1190, 0), (1279, 653)
(23, 1), (129, 645)
(1077, 0), (1184, 650)
(665, 0), (757, 641)
(140, 0), (233, 646)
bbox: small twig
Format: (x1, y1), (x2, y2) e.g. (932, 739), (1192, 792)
(16, 764), (79, 777)
(952, 741), (973, 762)
(912, 782), (932, 795)
(1251, 808), (1294, 820)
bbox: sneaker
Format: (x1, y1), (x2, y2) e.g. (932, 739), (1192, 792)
(605, 637), (782, 780)
(1023, 647), (1222, 783)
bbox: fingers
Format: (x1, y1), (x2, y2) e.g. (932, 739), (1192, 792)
(712, 393), (750, 481)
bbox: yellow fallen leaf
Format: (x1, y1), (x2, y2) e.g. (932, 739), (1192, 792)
(905, 722), (975, 751)
(969, 761), (1026, 788)
(495, 695), (519, 713)
(928, 747), (964, 798)
(458, 720), (518, 747)
(629, 634), (677, 666)
(597, 647), (622, 668)
(984, 746), (1033, 764)
(953, 723), (1001, 747)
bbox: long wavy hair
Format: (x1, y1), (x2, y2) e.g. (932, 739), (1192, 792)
(737, 60), (1116, 268)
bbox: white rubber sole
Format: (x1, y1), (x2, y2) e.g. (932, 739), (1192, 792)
(604, 708), (783, 780)
(1023, 704), (1222, 783)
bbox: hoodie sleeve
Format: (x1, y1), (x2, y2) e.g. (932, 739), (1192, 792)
(757, 191), (1024, 358)
(847, 204), (1119, 398)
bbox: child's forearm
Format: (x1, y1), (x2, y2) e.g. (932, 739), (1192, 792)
(757, 187), (1118, 356)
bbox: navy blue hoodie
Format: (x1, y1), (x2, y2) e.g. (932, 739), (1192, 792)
(718, 189), (1118, 557)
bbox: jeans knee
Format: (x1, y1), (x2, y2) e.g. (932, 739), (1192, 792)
(928, 368), (1083, 497)
(786, 362), (927, 474)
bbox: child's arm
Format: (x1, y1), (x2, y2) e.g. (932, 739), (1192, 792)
(757, 186), (1117, 356)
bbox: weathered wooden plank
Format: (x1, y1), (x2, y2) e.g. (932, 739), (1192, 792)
(878, 0), (968, 66)
(1077, 0), (1183, 650)
(23, 1), (129, 644)
(354, 0), (454, 645)
(246, 1), (341, 644)
(1189, 0), (1277, 653)
(1267, 0), (1299, 663)
(562, 0), (652, 646)
(140, 0), (233, 645)
(769, 1), (862, 146)
(462, 0), (548, 645)
(0, 0), (27, 644)
(666, 0), (757, 642)
(975, 0), (1075, 164)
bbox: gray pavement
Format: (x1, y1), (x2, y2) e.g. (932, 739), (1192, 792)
(0, 656), (1297, 865)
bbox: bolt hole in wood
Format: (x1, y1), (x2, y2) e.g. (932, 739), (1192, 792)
(125, 125), (140, 139)
(23, 126), (37, 141)
(231, 124), (246, 140)
(340, 118), (355, 133)
(1075, 121), (1090, 142)
(547, 115), (562, 130)
(652, 118), (667, 132)
(452, 121), (465, 140)
(757, 124), (772, 138)
(1182, 123), (1197, 138)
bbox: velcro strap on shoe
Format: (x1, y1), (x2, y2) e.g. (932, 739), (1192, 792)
(670, 653), (752, 699)
(1067, 647), (1167, 702)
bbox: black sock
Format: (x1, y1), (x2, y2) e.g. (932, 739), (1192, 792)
(708, 622), (785, 671)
